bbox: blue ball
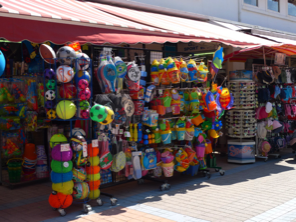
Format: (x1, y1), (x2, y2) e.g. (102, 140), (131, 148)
(75, 70), (91, 83)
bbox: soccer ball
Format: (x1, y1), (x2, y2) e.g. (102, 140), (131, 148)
(80, 109), (90, 119)
(45, 100), (55, 109)
(47, 109), (56, 119)
(78, 88), (91, 100)
(89, 104), (107, 122)
(100, 106), (114, 125)
(44, 68), (55, 79)
(70, 135), (86, 152)
(56, 65), (74, 83)
(79, 100), (90, 110)
(75, 70), (91, 83)
(75, 53), (90, 71)
(57, 46), (76, 65)
(78, 79), (89, 90)
(46, 80), (56, 90)
(45, 90), (56, 100)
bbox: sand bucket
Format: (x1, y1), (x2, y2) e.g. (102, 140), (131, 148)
(185, 128), (194, 141)
(205, 139), (213, 154)
(160, 130), (171, 144)
(176, 128), (185, 141)
(195, 143), (206, 160)
(161, 162), (174, 177)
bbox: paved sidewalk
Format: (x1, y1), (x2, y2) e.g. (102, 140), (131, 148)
(1, 151), (296, 222)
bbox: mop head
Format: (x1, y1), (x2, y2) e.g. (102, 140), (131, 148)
(48, 192), (73, 209)
(87, 180), (101, 191)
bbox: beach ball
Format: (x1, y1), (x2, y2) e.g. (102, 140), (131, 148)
(89, 189), (100, 200)
(0, 50), (6, 77)
(56, 65), (74, 83)
(72, 167), (87, 182)
(59, 83), (77, 99)
(87, 180), (101, 191)
(51, 160), (73, 174)
(75, 70), (91, 83)
(56, 100), (77, 120)
(90, 104), (107, 122)
(51, 144), (73, 161)
(73, 182), (89, 200)
(51, 171), (73, 184)
(52, 180), (74, 195)
(50, 134), (68, 148)
(48, 192), (73, 209)
(78, 88), (91, 100)
(100, 106), (114, 125)
(88, 156), (100, 166)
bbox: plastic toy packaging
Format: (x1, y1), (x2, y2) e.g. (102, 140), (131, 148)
(125, 61), (142, 91)
(142, 108), (159, 127)
(26, 111), (38, 131)
(165, 57), (180, 84)
(2, 131), (22, 158)
(151, 60), (160, 85)
(0, 116), (21, 131)
(114, 56), (127, 92)
(0, 78), (14, 104)
(97, 48), (118, 93)
(26, 78), (38, 111)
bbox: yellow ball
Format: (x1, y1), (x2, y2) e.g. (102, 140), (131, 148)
(86, 173), (101, 181)
(52, 180), (74, 195)
(99, 107), (114, 125)
(89, 189), (100, 199)
(88, 156), (100, 166)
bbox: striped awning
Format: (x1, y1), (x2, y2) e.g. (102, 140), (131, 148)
(0, 0), (276, 46)
(224, 44), (296, 61)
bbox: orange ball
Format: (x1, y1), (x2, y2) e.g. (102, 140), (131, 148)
(87, 180), (101, 190)
(48, 192), (73, 209)
(87, 144), (99, 157)
(86, 166), (100, 174)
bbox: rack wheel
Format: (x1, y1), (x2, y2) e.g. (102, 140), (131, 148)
(264, 158), (268, 162)
(215, 168), (219, 172)
(160, 183), (171, 191)
(219, 170), (225, 176)
(97, 198), (103, 206)
(137, 179), (144, 185)
(58, 208), (66, 217)
(277, 155), (281, 159)
(83, 204), (92, 213)
(206, 172), (211, 179)
(110, 198), (117, 206)
(52, 208), (57, 211)
(203, 171), (207, 177)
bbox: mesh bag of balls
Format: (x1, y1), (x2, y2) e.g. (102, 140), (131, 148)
(90, 103), (114, 125)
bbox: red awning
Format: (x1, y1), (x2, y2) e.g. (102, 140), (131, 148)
(0, 0), (275, 46)
(224, 44), (296, 61)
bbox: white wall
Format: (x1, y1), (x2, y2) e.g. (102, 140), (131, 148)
(131, 0), (296, 34)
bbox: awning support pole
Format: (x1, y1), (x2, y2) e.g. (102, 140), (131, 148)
(263, 46), (266, 66)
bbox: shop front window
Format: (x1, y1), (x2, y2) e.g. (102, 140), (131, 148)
(288, 0), (296, 16)
(268, 0), (279, 12)
(244, 0), (258, 6)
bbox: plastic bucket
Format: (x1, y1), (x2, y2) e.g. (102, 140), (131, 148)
(205, 139), (213, 155)
(176, 128), (185, 141)
(171, 129), (177, 140)
(161, 162), (174, 177)
(157, 105), (166, 115)
(153, 130), (161, 143)
(185, 130), (194, 141)
(7, 158), (23, 183)
(195, 143), (206, 160)
(161, 130), (171, 144)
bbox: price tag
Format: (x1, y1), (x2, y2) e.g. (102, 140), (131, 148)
(61, 144), (70, 152)
(119, 129), (123, 134)
(92, 139), (99, 147)
(100, 124), (105, 130)
(112, 128), (116, 134)
(82, 142), (88, 157)
(158, 89), (163, 95)
(124, 131), (131, 137)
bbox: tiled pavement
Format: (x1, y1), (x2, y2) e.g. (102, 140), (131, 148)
(1, 150), (296, 222)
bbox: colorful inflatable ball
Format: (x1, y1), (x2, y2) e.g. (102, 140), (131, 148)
(78, 88), (91, 100)
(48, 192), (73, 209)
(51, 171), (73, 184)
(57, 46), (76, 65)
(78, 79), (89, 90)
(50, 134), (68, 148)
(56, 100), (77, 120)
(59, 83), (77, 99)
(86, 166), (100, 175)
(73, 182), (89, 200)
(39, 44), (56, 64)
(52, 180), (74, 195)
(75, 53), (90, 71)
(88, 189), (100, 200)
(100, 106), (114, 125)
(51, 144), (73, 162)
(75, 70), (91, 83)
(56, 65), (74, 83)
(51, 160), (73, 174)
(72, 167), (87, 182)
(87, 144), (99, 157)
(80, 109), (90, 119)
(79, 100), (90, 111)
(87, 180), (101, 191)
(88, 156), (100, 166)
(0, 50), (5, 77)
(90, 104), (107, 122)
(44, 68), (56, 80)
(86, 173), (101, 181)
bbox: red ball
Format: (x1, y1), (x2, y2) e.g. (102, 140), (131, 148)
(87, 180), (101, 191)
(59, 83), (77, 99)
(48, 192), (73, 209)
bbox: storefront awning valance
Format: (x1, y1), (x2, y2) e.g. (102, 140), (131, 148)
(224, 44), (296, 61)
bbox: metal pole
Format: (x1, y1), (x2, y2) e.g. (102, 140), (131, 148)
(263, 46), (266, 66)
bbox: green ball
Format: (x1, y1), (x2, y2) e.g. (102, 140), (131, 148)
(46, 80), (56, 90)
(90, 104), (107, 122)
(56, 100), (77, 120)
(51, 160), (73, 174)
(79, 100), (90, 111)
(50, 134), (68, 148)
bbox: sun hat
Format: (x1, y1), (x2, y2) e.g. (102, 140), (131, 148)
(257, 122), (267, 139)
(265, 102), (272, 113)
(272, 120), (282, 130)
(272, 121), (284, 134)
